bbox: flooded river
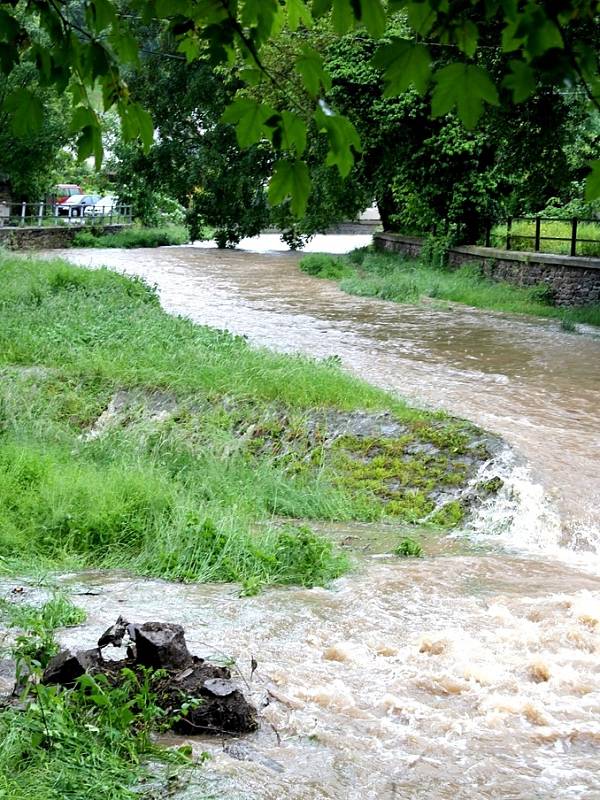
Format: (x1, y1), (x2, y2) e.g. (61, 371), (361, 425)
(55, 236), (600, 799)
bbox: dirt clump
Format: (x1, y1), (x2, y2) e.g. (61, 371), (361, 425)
(43, 618), (258, 736)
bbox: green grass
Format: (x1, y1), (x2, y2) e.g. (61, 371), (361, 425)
(491, 219), (600, 257)
(0, 594), (86, 634)
(0, 674), (181, 800)
(0, 593), (87, 666)
(299, 249), (600, 327)
(72, 224), (189, 249)
(0, 251), (486, 592)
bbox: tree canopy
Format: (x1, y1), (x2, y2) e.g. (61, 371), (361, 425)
(1, 1), (598, 211)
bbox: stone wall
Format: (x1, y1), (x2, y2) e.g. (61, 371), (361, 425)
(0, 224), (129, 250)
(373, 232), (600, 307)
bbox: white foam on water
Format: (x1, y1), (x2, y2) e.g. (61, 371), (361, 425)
(467, 448), (600, 573)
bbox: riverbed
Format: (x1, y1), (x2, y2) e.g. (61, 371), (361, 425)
(53, 236), (600, 799)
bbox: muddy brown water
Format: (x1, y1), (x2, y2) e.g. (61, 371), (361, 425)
(44, 236), (600, 799)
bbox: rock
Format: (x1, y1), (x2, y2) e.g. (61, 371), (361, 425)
(43, 648), (102, 685)
(224, 741), (285, 773)
(203, 677), (237, 697)
(168, 660), (258, 735)
(132, 621), (192, 670)
(97, 615), (132, 650)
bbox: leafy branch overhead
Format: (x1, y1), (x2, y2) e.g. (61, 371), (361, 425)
(0, 0), (598, 209)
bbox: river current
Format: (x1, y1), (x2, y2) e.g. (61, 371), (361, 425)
(54, 236), (600, 799)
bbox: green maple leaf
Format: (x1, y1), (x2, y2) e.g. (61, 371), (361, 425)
(454, 20), (478, 58)
(314, 109), (362, 177)
(372, 39), (431, 96)
(296, 46), (331, 96)
(280, 111), (307, 155)
(4, 89), (43, 136)
(331, 0), (353, 34)
(585, 160), (600, 201)
(221, 98), (276, 147)
(359, 0), (386, 37)
(268, 159), (311, 216)
(502, 60), (536, 103)
(431, 63), (499, 128)
(286, 0), (313, 30)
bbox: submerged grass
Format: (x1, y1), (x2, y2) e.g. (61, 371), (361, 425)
(300, 250), (600, 327)
(1, 251), (475, 590)
(72, 224), (189, 249)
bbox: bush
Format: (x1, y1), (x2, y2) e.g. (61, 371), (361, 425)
(420, 233), (455, 269)
(347, 246), (370, 266)
(528, 283), (555, 305)
(72, 225), (189, 249)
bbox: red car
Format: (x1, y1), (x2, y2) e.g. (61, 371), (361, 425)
(54, 184), (82, 205)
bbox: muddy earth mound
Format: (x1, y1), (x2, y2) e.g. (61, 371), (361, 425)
(43, 618), (258, 735)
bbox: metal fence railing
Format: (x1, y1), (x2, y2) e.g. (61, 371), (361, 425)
(0, 201), (133, 228)
(487, 216), (600, 258)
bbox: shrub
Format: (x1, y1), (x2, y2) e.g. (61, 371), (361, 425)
(347, 246), (370, 266)
(528, 283), (555, 306)
(72, 225), (189, 249)
(420, 233), (455, 269)
(394, 537), (423, 557)
(560, 318), (577, 332)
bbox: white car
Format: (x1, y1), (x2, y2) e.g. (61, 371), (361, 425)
(84, 196), (120, 218)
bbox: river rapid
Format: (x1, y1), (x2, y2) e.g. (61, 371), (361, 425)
(54, 236), (600, 799)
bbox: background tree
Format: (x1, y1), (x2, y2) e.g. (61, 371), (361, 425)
(113, 40), (272, 246)
(0, 63), (70, 200)
(0, 0), (597, 213)
(256, 23), (587, 243)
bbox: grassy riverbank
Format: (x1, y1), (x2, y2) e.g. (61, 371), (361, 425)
(0, 252), (497, 590)
(300, 250), (600, 327)
(72, 224), (190, 248)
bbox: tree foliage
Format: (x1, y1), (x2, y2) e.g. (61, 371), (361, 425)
(0, 63), (70, 200)
(0, 0), (598, 212)
(112, 34), (272, 246)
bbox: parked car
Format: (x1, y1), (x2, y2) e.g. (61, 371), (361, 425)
(57, 194), (101, 217)
(54, 184), (82, 205)
(83, 195), (120, 218)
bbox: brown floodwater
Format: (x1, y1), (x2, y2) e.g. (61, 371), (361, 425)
(51, 236), (600, 799)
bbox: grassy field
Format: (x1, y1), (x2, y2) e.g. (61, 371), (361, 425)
(72, 224), (190, 248)
(0, 251), (490, 594)
(300, 250), (600, 327)
(490, 218), (600, 257)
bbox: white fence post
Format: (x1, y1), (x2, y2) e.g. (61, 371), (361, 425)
(21, 201), (26, 225)
(38, 202), (44, 225)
